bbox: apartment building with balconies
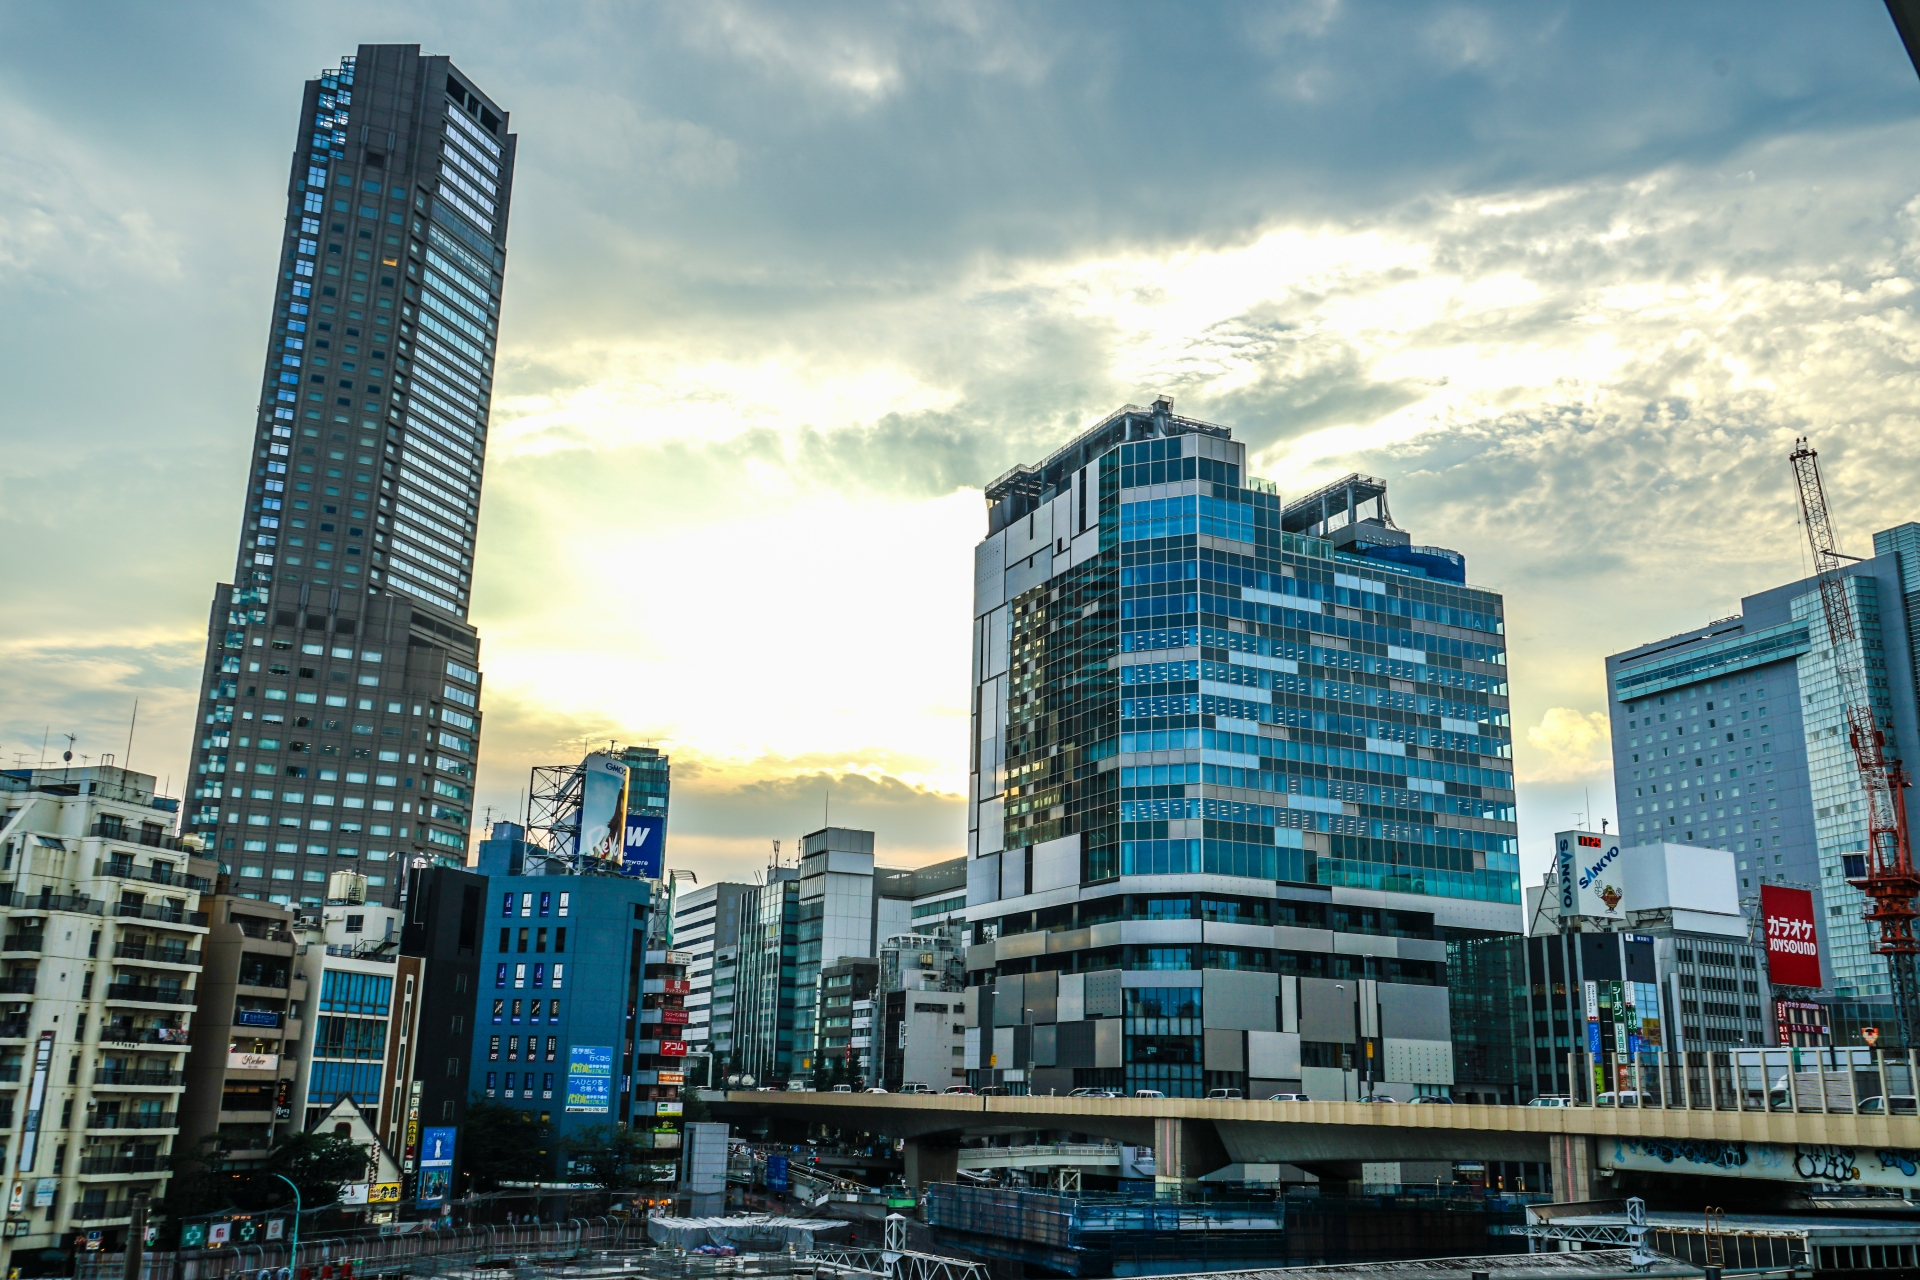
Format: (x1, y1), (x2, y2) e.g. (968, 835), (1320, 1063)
(0, 766), (210, 1264)
(179, 896), (304, 1166)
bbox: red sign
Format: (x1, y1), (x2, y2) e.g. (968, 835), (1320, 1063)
(658, 979), (691, 994)
(1761, 884), (1821, 988)
(660, 1041), (688, 1057)
(659, 1009), (690, 1025)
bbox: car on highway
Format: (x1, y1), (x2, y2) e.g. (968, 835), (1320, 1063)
(1859, 1094), (1919, 1115)
(943, 1085), (976, 1095)
(831, 1084), (854, 1093)
(1067, 1087), (1118, 1098)
(1267, 1093), (1311, 1102)
(898, 1083), (935, 1094)
(1133, 1089), (1166, 1098)
(1205, 1088), (1244, 1100)
(1409, 1096), (1454, 1105)
(1526, 1095), (1573, 1108)
(863, 1087), (889, 1094)
(1357, 1095), (1398, 1103)
(1595, 1090), (1655, 1108)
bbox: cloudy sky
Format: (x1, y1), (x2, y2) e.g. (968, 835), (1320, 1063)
(5, 1), (1920, 888)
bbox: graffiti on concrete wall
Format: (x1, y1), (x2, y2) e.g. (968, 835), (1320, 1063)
(1606, 1138), (1920, 1189)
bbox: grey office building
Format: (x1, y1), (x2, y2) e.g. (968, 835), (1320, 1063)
(181, 45), (515, 898)
(1605, 521), (1920, 999)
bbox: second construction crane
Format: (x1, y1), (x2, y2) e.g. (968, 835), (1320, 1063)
(1789, 438), (1920, 1044)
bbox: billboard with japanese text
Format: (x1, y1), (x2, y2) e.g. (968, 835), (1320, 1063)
(1761, 884), (1821, 987)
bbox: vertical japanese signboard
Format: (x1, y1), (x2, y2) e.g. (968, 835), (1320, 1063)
(417, 1126), (455, 1209)
(1761, 884), (1822, 988)
(567, 1045), (613, 1113)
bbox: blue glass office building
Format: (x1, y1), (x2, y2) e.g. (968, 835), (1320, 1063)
(965, 400), (1518, 1100)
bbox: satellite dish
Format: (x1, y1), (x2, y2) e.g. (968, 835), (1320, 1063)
(62, 751), (72, 763)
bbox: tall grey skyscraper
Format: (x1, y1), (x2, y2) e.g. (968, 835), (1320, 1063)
(1605, 520), (1920, 1000)
(182, 46), (515, 902)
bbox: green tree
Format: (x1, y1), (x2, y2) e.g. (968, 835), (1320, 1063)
(262, 1130), (371, 1207)
(462, 1098), (552, 1192)
(154, 1134), (235, 1244)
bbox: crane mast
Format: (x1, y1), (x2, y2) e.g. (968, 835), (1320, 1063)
(1788, 438), (1920, 1043)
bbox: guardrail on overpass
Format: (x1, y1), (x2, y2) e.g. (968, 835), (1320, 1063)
(707, 1070), (1920, 1203)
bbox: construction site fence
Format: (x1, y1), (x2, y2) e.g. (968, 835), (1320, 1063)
(76, 1216), (643, 1280)
(1564, 1046), (1919, 1112)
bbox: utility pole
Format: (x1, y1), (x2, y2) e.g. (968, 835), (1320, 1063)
(122, 1193), (149, 1280)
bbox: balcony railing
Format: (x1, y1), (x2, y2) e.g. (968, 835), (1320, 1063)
(72, 1201), (140, 1222)
(324, 944), (396, 963)
(99, 1027), (189, 1047)
(0, 1021), (29, 1040)
(236, 972), (291, 989)
(0, 974), (36, 995)
(89, 822), (192, 852)
(95, 860), (212, 891)
(104, 984), (195, 1006)
(114, 904), (208, 926)
(87, 1112), (177, 1131)
(232, 919), (294, 943)
(93, 1068), (183, 1088)
(78, 1156), (162, 1175)
(7, 893), (104, 916)
(0, 1065), (22, 1083)
(113, 943), (200, 966)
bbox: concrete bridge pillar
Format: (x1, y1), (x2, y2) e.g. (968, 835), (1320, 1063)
(1549, 1134), (1596, 1203)
(903, 1137), (959, 1192)
(1153, 1116), (1230, 1186)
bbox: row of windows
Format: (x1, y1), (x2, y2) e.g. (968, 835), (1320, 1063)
(495, 962), (566, 989)
(488, 1034), (557, 1061)
(492, 997), (561, 1023)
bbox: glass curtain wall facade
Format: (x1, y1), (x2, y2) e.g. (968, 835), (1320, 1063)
(1607, 527), (1920, 1000)
(182, 45), (514, 890)
(966, 400), (1520, 1098)
(735, 869), (800, 1086)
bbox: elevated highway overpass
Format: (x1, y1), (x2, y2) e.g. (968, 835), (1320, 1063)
(708, 1090), (1920, 1202)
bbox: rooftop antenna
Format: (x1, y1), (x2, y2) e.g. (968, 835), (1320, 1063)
(1585, 789), (1592, 831)
(123, 698), (139, 773)
(62, 734), (76, 766)
(825, 787), (830, 828)
(38, 727), (48, 769)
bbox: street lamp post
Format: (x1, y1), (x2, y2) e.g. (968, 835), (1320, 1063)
(271, 1174), (301, 1271)
(1334, 984), (1350, 1101)
(1024, 1008), (1035, 1092)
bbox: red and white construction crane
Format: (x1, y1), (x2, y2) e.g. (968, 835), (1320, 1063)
(1788, 438), (1920, 1042)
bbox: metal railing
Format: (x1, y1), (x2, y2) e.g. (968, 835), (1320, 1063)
(105, 984), (196, 1006)
(78, 1213), (643, 1280)
(1560, 1047), (1920, 1112)
(87, 1112), (177, 1131)
(1, 935), (43, 953)
(115, 904), (209, 926)
(0, 1021), (29, 1039)
(0, 974), (36, 995)
(89, 823), (193, 852)
(93, 1069), (183, 1088)
(114, 943), (200, 966)
(324, 944), (396, 963)
(11, 893), (104, 916)
(96, 861), (212, 890)
(72, 1201), (141, 1222)
(230, 919), (294, 942)
(78, 1155), (163, 1175)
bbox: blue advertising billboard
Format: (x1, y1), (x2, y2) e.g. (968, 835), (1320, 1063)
(767, 1154), (789, 1192)
(622, 813), (664, 879)
(567, 1045), (613, 1113)
(417, 1126), (455, 1208)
